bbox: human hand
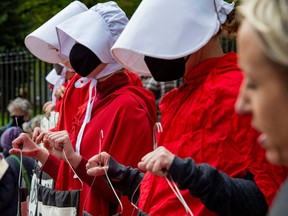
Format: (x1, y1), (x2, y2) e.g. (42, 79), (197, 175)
(138, 146), (175, 177)
(54, 85), (66, 99)
(86, 152), (110, 176)
(9, 133), (49, 164)
(44, 130), (81, 167)
(32, 127), (47, 144)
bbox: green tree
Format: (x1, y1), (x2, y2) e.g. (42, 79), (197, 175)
(0, 0), (141, 51)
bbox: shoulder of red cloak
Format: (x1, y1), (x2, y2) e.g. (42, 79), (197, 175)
(214, 52), (240, 74)
(123, 69), (144, 87)
(113, 86), (157, 123)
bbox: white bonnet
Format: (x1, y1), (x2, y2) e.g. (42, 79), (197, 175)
(92, 2), (128, 44)
(56, 1), (129, 78)
(45, 68), (61, 86)
(111, 0), (235, 76)
(24, 1), (88, 63)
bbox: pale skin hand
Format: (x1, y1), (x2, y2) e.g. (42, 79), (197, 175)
(86, 147), (176, 178)
(54, 85), (66, 99)
(86, 151), (110, 176)
(9, 133), (49, 165)
(32, 127), (50, 144)
(10, 131), (82, 169)
(138, 146), (175, 177)
(45, 130), (82, 168)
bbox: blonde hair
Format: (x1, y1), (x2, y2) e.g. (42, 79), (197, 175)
(240, 0), (288, 68)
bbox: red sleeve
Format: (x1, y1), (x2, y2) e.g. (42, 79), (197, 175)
(41, 153), (61, 180)
(74, 157), (118, 203)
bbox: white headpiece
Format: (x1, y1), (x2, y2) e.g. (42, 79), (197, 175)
(56, 1), (129, 79)
(25, 1), (88, 63)
(45, 68), (61, 86)
(111, 0), (234, 76)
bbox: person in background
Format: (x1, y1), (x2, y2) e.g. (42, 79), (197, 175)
(42, 63), (75, 117)
(22, 114), (44, 139)
(1, 127), (22, 158)
(235, 0), (288, 215)
(0, 97), (32, 146)
(85, 0), (288, 215)
(0, 126), (36, 216)
(11, 2), (157, 215)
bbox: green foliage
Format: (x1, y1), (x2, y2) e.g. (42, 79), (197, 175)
(0, 0), (141, 51)
(87, 0), (141, 18)
(0, 0), (31, 51)
(0, 0), (236, 51)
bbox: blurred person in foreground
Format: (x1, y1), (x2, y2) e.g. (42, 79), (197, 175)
(0, 127), (36, 216)
(235, 0), (288, 215)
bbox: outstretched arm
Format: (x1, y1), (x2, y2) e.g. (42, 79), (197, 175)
(138, 146), (267, 216)
(170, 156), (267, 216)
(10, 133), (49, 166)
(86, 152), (144, 203)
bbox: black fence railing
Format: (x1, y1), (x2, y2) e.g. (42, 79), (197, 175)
(0, 49), (53, 125)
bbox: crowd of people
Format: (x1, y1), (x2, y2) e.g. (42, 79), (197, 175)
(0, 0), (288, 215)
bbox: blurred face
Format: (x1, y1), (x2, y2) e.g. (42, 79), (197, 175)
(235, 20), (288, 164)
(10, 108), (29, 121)
(10, 108), (25, 117)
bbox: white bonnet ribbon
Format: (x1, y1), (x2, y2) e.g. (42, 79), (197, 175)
(51, 66), (67, 105)
(215, 0), (235, 24)
(74, 77), (91, 88)
(75, 78), (97, 154)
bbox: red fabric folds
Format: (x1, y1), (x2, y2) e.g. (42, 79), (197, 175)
(138, 53), (288, 216)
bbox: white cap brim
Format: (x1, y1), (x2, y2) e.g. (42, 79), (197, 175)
(25, 1), (88, 63)
(45, 68), (61, 85)
(111, 0), (232, 76)
(56, 2), (128, 78)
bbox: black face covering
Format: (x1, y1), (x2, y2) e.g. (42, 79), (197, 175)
(11, 115), (25, 128)
(144, 56), (186, 81)
(69, 43), (102, 77)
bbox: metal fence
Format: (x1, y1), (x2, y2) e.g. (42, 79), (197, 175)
(0, 49), (53, 125)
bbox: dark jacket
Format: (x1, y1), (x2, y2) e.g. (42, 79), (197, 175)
(106, 156), (268, 216)
(268, 179), (288, 216)
(0, 155), (36, 216)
